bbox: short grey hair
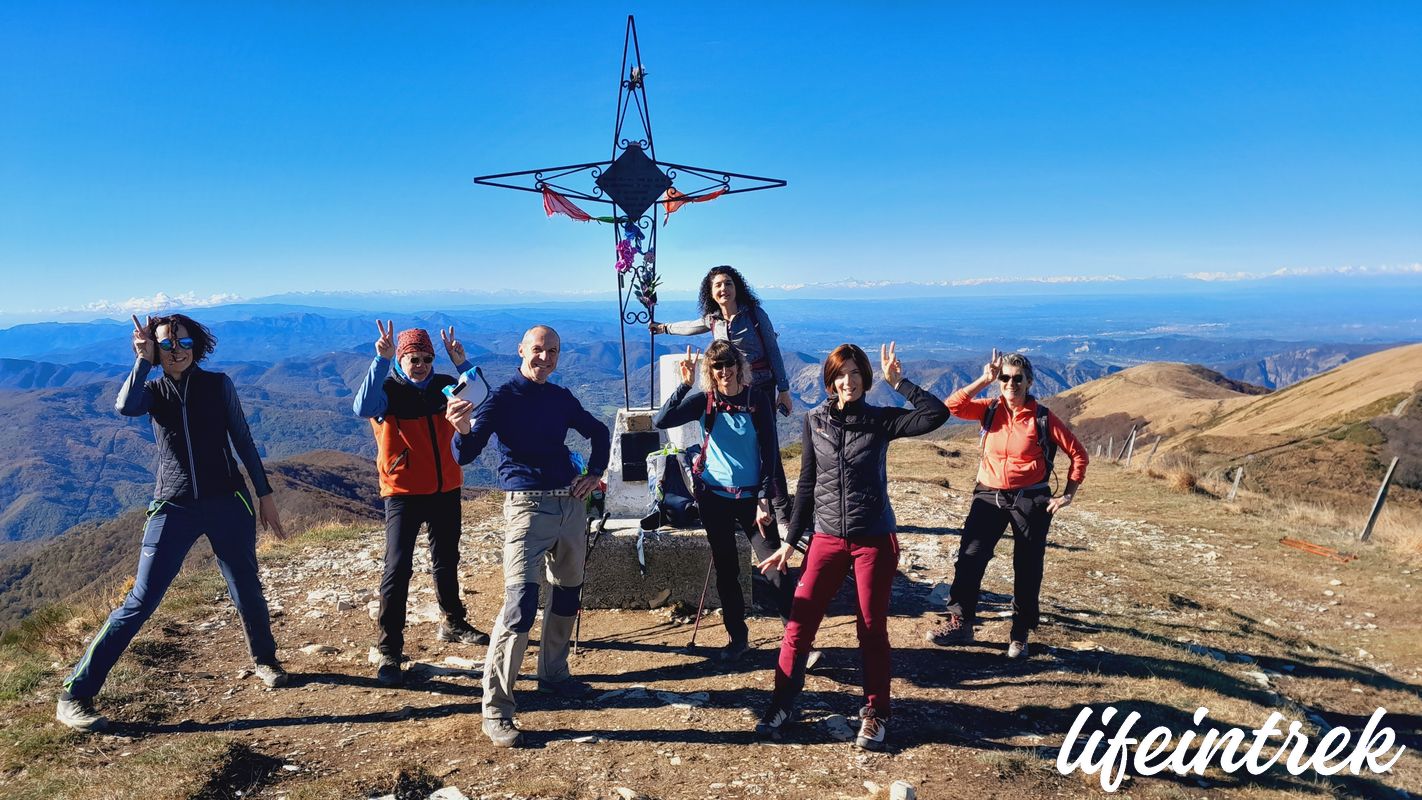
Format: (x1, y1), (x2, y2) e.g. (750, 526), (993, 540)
(1002, 352), (1034, 385)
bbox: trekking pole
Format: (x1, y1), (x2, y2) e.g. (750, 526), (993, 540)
(574, 511), (611, 656)
(687, 553), (715, 648)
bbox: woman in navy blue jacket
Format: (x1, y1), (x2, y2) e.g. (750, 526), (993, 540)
(57, 313), (290, 733)
(653, 340), (789, 664)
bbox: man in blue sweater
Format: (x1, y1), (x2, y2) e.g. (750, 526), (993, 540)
(446, 325), (610, 748)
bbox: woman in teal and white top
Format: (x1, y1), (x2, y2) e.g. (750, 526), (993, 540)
(653, 340), (789, 664)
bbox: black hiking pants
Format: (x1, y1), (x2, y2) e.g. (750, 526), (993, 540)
(696, 488), (795, 645)
(945, 484), (1053, 639)
(377, 489), (469, 656)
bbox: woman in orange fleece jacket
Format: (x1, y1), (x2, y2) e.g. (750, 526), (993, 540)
(926, 350), (1088, 659)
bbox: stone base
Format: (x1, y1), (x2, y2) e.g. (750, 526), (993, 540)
(579, 518), (752, 610)
(604, 408), (659, 518)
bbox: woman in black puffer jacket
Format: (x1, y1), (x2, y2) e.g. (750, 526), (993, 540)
(754, 342), (948, 751)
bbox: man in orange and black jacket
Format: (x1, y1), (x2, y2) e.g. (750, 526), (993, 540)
(354, 321), (488, 686)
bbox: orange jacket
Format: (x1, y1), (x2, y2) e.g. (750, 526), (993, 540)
(370, 375), (463, 497)
(946, 388), (1088, 490)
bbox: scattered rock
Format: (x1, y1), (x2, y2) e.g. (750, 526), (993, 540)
(429, 788), (470, 800)
(1329, 579), (1343, 586)
(1243, 671), (1271, 688)
(613, 787), (643, 800)
(890, 781), (917, 800)
(648, 588), (672, 608)
(443, 655), (481, 670)
(299, 644), (339, 656)
(571, 735), (599, 744)
(408, 602), (441, 624)
(823, 714), (855, 742)
(367, 600), (381, 621)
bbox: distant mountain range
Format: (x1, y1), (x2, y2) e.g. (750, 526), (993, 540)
(1, 294), (1417, 548)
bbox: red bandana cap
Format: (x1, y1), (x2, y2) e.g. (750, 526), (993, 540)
(396, 328), (435, 359)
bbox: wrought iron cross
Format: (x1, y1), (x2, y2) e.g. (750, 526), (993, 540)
(474, 15), (785, 409)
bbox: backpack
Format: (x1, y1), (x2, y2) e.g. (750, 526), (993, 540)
(981, 398), (1057, 481)
(642, 445), (700, 530)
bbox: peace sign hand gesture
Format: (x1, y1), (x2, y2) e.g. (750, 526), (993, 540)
(880, 341), (903, 389)
(678, 345), (700, 387)
(981, 348), (1002, 384)
(440, 326), (466, 366)
(374, 319), (395, 359)
(131, 315), (155, 362)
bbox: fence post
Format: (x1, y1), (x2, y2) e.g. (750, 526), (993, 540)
(1360, 457), (1401, 542)
(1116, 425), (1138, 463)
(1226, 467), (1244, 502)
(1145, 435), (1161, 468)
(1095, 443), (1102, 458)
(1124, 428), (1139, 467)
(1108, 436), (1114, 463)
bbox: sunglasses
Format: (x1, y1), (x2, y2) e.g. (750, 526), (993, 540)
(999, 373), (1027, 385)
(158, 337), (194, 352)
(710, 361), (737, 372)
(405, 355), (435, 365)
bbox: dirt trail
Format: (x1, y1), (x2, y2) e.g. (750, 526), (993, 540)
(8, 443), (1421, 799)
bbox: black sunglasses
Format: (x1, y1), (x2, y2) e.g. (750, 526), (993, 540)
(406, 355), (435, 364)
(710, 361), (737, 371)
(158, 337), (194, 352)
(999, 373), (1027, 385)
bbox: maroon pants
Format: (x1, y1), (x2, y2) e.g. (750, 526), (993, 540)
(773, 532), (900, 717)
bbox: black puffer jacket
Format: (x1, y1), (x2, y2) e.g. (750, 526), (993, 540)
(116, 359), (272, 502)
(785, 379), (948, 547)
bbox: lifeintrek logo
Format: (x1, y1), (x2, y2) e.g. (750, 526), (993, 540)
(1057, 705), (1406, 792)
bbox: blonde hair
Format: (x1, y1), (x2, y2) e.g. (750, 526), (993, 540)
(699, 340), (752, 394)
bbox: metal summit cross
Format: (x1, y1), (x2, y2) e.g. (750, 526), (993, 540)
(474, 15), (785, 410)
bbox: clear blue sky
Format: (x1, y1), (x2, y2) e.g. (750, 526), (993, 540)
(2, 2), (1419, 317)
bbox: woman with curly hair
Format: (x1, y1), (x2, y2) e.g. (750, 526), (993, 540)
(57, 313), (290, 732)
(651, 265), (794, 525)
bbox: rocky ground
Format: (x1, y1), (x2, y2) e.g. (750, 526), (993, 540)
(2, 440), (1420, 799)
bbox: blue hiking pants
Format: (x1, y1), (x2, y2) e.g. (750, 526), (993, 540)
(64, 490), (278, 699)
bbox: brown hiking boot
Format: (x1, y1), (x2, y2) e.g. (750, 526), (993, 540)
(924, 613), (974, 646)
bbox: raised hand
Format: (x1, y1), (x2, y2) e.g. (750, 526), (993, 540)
(375, 319), (395, 359)
(880, 341), (902, 388)
(131, 314), (155, 362)
(981, 348), (1002, 383)
(440, 325), (466, 365)
(678, 345), (700, 386)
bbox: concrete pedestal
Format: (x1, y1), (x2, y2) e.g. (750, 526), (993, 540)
(579, 518), (752, 610)
(604, 408), (658, 517)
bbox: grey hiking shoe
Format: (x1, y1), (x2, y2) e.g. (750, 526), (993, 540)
(1007, 640), (1030, 660)
(805, 649), (824, 671)
(253, 662), (289, 688)
(482, 716), (523, 748)
(436, 620), (490, 645)
(719, 639), (752, 664)
(56, 696), (108, 733)
(375, 655), (403, 687)
(925, 613), (974, 646)
(855, 706), (887, 751)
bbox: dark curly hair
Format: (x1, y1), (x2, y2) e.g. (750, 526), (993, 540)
(697, 265), (762, 318)
(146, 313), (217, 364)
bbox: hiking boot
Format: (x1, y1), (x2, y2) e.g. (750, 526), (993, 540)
(855, 706), (888, 752)
(436, 619), (490, 646)
(536, 677), (595, 699)
(924, 613), (974, 646)
(375, 655), (403, 687)
(56, 695), (108, 733)
(482, 716), (523, 748)
(719, 639), (752, 664)
(755, 704), (794, 741)
(253, 662), (289, 688)
(805, 650), (824, 671)
(1007, 640), (1030, 660)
